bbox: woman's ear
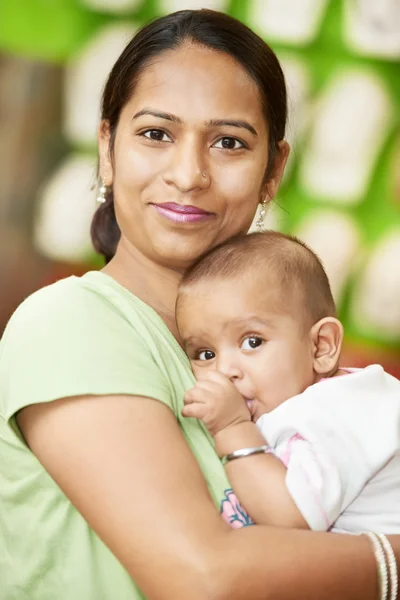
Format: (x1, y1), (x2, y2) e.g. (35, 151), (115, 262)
(98, 120), (114, 185)
(311, 317), (344, 375)
(262, 140), (290, 200)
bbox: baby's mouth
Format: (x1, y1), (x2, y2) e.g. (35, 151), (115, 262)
(245, 398), (256, 416)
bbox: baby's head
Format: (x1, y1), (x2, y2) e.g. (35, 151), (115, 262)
(176, 231), (343, 420)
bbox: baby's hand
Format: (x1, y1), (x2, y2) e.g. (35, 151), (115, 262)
(181, 371), (250, 436)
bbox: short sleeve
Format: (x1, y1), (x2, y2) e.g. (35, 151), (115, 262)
(0, 278), (173, 426)
(273, 433), (344, 530)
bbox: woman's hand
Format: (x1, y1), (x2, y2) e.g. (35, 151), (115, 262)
(182, 371), (250, 436)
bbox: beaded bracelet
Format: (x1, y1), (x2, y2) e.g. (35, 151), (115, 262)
(376, 534), (398, 600)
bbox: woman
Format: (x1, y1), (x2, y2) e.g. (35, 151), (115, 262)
(0, 9), (398, 600)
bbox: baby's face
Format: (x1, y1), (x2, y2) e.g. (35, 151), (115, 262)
(177, 277), (317, 420)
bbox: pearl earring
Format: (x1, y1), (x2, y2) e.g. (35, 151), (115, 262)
(256, 199), (268, 232)
(96, 178), (107, 204)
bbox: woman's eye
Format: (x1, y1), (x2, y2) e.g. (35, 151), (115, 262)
(241, 337), (263, 350)
(142, 129), (172, 142)
(197, 350), (216, 361)
(213, 137), (245, 150)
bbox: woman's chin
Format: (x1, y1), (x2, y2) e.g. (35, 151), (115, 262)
(150, 231), (219, 269)
(142, 218), (251, 271)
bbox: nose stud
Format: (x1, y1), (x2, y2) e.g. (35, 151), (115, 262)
(202, 172), (207, 178)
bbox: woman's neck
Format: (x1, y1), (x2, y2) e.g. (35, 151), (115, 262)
(102, 239), (183, 342)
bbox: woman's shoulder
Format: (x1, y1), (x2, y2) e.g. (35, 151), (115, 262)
(4, 273), (102, 330)
(0, 271), (179, 422)
(1, 269), (188, 378)
(0, 270), (169, 386)
(2, 271), (159, 341)
(1, 277), (81, 348)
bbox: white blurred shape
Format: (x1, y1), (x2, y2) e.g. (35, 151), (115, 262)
(344, 0), (400, 60)
(64, 23), (138, 146)
(248, 0), (329, 45)
(300, 70), (393, 204)
(34, 155), (97, 263)
(159, 0), (229, 12)
(82, 0), (142, 13)
(279, 55), (311, 179)
(295, 211), (361, 307)
(350, 230), (400, 340)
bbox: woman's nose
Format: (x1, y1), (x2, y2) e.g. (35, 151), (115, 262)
(163, 135), (210, 193)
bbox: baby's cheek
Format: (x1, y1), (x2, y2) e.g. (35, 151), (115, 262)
(190, 364), (201, 379)
(191, 364), (212, 382)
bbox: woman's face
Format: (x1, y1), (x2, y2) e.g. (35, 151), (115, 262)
(99, 44), (288, 270)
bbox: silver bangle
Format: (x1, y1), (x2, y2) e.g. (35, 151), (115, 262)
(221, 445), (270, 466)
(364, 532), (389, 600)
(376, 534), (398, 600)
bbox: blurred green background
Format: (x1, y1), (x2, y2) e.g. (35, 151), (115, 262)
(0, 0), (399, 374)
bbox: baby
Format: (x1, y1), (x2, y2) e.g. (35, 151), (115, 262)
(176, 231), (400, 533)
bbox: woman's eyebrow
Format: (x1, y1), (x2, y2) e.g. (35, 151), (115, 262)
(132, 108), (258, 137)
(206, 119), (258, 137)
(132, 108), (181, 123)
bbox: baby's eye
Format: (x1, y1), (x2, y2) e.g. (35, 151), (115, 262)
(213, 137), (245, 150)
(142, 129), (172, 142)
(241, 337), (263, 351)
(197, 350), (216, 361)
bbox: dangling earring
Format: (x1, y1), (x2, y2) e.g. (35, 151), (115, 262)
(255, 198), (268, 232)
(96, 178), (107, 204)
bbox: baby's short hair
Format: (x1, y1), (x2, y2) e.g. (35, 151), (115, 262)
(178, 231), (336, 328)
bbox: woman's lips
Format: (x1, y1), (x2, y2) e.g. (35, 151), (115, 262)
(151, 202), (215, 223)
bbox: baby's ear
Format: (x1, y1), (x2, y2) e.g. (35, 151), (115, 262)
(311, 317), (344, 375)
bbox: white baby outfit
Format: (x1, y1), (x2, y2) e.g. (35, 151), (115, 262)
(256, 365), (400, 533)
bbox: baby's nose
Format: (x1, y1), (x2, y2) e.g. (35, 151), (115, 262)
(216, 358), (243, 381)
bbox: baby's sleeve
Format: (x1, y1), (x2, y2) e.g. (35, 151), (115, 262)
(272, 432), (345, 530)
(256, 381), (397, 531)
(0, 279), (172, 433)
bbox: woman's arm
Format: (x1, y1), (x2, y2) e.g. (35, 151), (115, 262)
(18, 394), (394, 600)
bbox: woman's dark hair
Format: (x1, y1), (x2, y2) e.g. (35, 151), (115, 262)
(91, 9), (287, 263)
